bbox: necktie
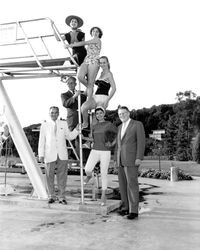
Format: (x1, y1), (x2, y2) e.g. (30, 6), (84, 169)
(121, 123), (125, 139)
(54, 122), (57, 135)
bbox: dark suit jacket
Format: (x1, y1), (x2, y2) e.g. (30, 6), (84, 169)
(61, 90), (86, 130)
(115, 119), (146, 167)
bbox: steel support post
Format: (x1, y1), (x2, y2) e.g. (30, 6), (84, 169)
(77, 81), (85, 204)
(0, 79), (48, 199)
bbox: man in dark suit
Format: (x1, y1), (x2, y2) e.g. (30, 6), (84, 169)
(115, 106), (145, 220)
(61, 76), (86, 131)
(61, 76), (87, 159)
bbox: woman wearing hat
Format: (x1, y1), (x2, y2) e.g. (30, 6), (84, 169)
(53, 15), (87, 66)
(83, 106), (117, 206)
(65, 26), (103, 112)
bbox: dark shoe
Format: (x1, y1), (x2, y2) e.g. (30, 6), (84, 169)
(82, 128), (90, 134)
(48, 198), (55, 204)
(127, 213), (138, 220)
(59, 199), (67, 205)
(117, 209), (129, 216)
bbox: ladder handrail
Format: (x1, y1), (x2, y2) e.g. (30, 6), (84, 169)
(16, 21), (44, 69)
(48, 18), (78, 67)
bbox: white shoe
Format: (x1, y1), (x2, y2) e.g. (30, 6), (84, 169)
(84, 175), (92, 185)
(82, 123), (89, 129)
(82, 142), (90, 149)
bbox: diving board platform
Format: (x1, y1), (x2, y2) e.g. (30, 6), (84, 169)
(0, 17), (83, 200)
(0, 57), (70, 68)
(0, 17), (78, 80)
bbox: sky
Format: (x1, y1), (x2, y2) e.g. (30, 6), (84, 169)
(0, 0), (200, 127)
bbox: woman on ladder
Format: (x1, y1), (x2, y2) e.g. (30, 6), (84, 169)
(64, 27), (103, 128)
(52, 15), (87, 66)
(81, 56), (116, 130)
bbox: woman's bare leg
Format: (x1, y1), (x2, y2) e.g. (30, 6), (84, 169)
(81, 97), (96, 128)
(87, 63), (99, 99)
(77, 63), (88, 87)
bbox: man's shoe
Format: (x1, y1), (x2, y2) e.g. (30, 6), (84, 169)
(127, 213), (138, 220)
(48, 198), (55, 204)
(117, 209), (129, 216)
(59, 199), (67, 205)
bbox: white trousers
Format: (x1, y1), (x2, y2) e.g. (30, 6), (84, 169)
(85, 149), (111, 190)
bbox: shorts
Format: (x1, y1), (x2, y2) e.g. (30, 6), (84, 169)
(93, 95), (108, 106)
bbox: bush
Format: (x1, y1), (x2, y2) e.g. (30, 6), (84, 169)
(138, 168), (193, 181)
(108, 165), (193, 181)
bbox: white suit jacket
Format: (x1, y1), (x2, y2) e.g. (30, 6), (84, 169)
(38, 119), (78, 163)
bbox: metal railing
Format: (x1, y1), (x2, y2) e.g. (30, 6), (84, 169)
(0, 17), (78, 78)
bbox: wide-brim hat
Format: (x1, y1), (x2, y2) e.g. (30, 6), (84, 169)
(65, 15), (83, 28)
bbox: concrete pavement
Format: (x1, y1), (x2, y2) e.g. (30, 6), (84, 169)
(0, 173), (200, 250)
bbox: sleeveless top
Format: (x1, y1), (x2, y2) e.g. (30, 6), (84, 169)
(65, 31), (86, 50)
(95, 79), (111, 95)
(65, 31), (87, 65)
(84, 39), (101, 65)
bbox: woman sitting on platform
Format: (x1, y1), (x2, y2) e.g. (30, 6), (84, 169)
(52, 15), (87, 66)
(81, 56), (116, 129)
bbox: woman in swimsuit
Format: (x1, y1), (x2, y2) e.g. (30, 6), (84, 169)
(65, 27), (102, 106)
(81, 56), (116, 128)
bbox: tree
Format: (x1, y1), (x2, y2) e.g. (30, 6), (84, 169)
(165, 115), (178, 159)
(191, 96), (200, 128)
(192, 132), (200, 163)
(176, 118), (192, 161)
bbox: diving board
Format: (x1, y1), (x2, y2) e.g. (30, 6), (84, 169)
(0, 57), (70, 68)
(0, 57), (77, 80)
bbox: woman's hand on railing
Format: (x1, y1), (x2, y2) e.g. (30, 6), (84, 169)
(64, 43), (72, 49)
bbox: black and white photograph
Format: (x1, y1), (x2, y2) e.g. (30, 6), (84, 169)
(0, 0), (200, 249)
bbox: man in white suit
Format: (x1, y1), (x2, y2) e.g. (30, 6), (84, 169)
(38, 106), (79, 204)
